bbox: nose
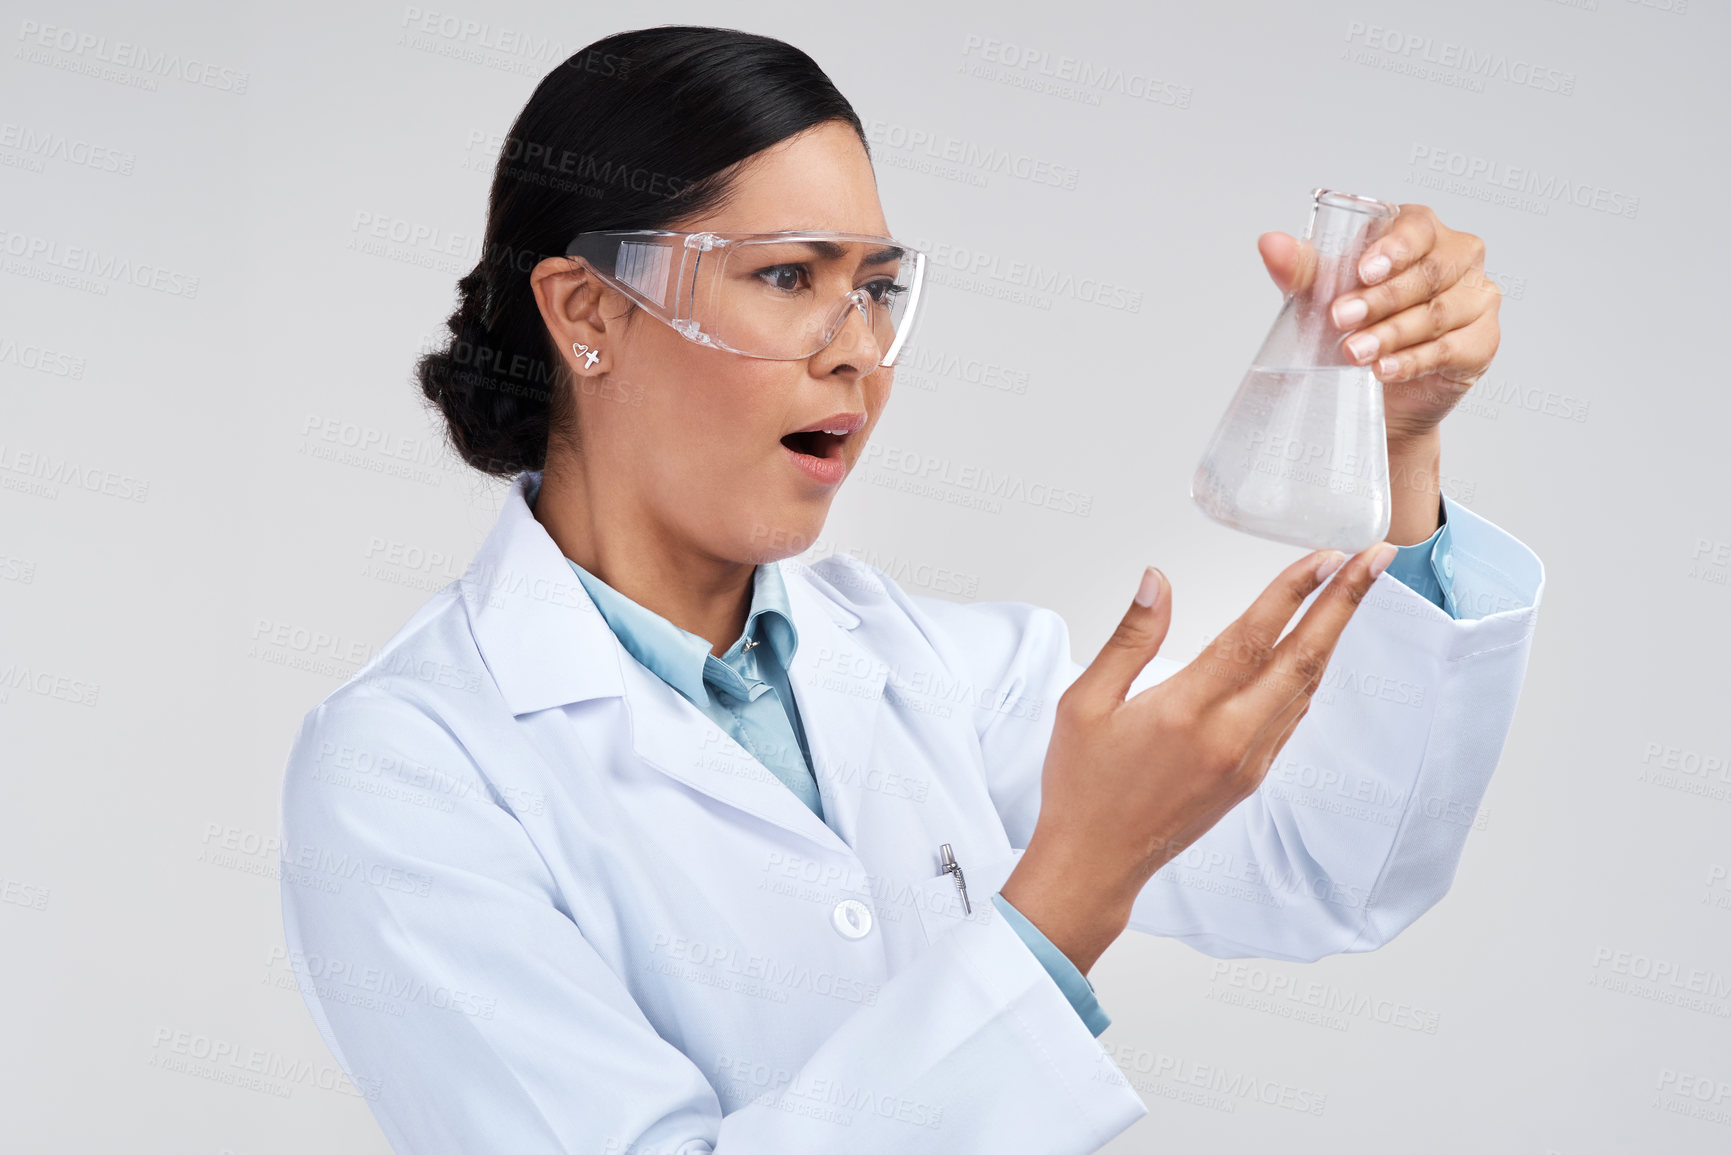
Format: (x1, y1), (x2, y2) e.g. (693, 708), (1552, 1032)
(819, 288), (885, 367)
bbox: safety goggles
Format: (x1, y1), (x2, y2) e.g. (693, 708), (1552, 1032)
(563, 229), (927, 366)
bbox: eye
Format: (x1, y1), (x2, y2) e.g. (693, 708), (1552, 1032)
(754, 264), (809, 292)
(863, 278), (907, 305)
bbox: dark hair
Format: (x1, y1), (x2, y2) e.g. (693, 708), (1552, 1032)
(416, 25), (870, 478)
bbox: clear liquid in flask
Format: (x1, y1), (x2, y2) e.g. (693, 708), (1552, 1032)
(1191, 364), (1390, 552)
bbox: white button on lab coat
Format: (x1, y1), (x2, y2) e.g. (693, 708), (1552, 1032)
(278, 470), (1543, 1153)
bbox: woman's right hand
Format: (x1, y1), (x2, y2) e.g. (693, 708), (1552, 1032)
(997, 540), (1398, 975)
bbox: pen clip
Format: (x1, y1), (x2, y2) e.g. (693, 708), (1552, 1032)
(939, 842), (971, 915)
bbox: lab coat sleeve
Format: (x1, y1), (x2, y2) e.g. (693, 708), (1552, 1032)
(993, 891), (1113, 1035)
(899, 494), (1542, 964)
(278, 688), (1148, 1155)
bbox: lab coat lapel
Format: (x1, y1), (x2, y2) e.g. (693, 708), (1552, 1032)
(780, 561), (889, 855)
(624, 558), (888, 859)
(622, 651), (853, 858)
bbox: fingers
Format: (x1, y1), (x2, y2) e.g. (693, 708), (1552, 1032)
(1237, 540), (1397, 717)
(1356, 203), (1439, 288)
(1337, 272), (1497, 376)
(1069, 566), (1172, 707)
(1188, 548), (1350, 702)
(1257, 231), (1316, 298)
(1373, 300), (1502, 387)
(1332, 220), (1485, 337)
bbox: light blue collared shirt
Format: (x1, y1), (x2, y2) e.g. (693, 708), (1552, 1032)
(532, 479), (1460, 1039)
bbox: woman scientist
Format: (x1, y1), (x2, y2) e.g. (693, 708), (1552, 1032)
(278, 24), (1543, 1154)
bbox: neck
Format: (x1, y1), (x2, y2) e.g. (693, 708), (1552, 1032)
(532, 460), (753, 658)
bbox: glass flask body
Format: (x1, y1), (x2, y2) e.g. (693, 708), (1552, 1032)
(1191, 189), (1400, 552)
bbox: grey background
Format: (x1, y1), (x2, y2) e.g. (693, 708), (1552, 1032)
(2, 0), (1726, 1151)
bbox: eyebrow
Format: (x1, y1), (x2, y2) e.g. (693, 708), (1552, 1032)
(781, 239), (905, 265)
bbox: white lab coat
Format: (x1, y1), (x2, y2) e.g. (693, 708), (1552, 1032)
(278, 469), (1543, 1153)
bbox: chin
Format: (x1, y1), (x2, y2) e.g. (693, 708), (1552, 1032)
(738, 505), (832, 564)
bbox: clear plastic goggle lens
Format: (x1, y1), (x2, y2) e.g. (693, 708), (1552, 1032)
(701, 236), (916, 362)
(566, 231), (926, 365)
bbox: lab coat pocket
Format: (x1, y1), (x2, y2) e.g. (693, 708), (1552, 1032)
(913, 847), (1025, 945)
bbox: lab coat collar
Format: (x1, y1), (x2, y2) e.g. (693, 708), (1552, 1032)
(460, 471), (627, 715)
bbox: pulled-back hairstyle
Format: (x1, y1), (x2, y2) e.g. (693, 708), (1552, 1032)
(416, 25), (869, 477)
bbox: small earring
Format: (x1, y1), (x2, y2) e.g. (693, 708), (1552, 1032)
(572, 341), (600, 370)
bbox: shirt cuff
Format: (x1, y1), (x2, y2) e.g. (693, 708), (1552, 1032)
(990, 891), (1111, 1037)
(1381, 501), (1459, 618)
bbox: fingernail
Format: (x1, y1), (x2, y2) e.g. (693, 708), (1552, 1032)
(1134, 566), (1164, 608)
(1314, 551), (1347, 581)
(1377, 355), (1401, 378)
(1369, 542), (1397, 578)
(1345, 332), (1379, 363)
(1331, 297), (1367, 328)
(1360, 252), (1391, 283)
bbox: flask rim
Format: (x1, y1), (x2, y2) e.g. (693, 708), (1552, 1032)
(1310, 187), (1399, 218)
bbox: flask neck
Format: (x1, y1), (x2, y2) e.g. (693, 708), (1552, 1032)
(1303, 195), (1396, 298)
(1280, 195), (1396, 367)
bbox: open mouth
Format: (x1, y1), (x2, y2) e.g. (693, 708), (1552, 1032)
(779, 429), (849, 461)
(780, 412), (865, 486)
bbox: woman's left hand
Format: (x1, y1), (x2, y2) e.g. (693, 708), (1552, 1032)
(1258, 202), (1503, 446)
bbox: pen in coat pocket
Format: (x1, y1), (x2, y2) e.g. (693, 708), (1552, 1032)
(940, 842), (970, 915)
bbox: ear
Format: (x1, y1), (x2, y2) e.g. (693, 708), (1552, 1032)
(529, 257), (611, 370)
(1256, 231), (1316, 297)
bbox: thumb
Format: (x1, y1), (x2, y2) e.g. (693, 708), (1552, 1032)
(1072, 567), (1172, 705)
(1257, 231), (1316, 297)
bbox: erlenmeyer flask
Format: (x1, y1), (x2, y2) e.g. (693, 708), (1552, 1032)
(1191, 188), (1399, 552)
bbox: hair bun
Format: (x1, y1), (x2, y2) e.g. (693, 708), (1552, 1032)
(416, 263), (555, 478)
